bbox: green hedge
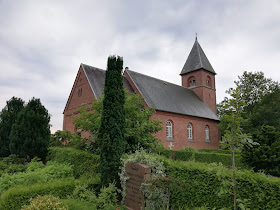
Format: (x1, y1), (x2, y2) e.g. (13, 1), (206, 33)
(155, 147), (246, 168)
(0, 178), (75, 210)
(157, 157), (280, 209)
(48, 147), (99, 178)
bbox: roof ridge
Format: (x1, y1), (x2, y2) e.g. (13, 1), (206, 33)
(196, 40), (203, 68)
(126, 69), (187, 89)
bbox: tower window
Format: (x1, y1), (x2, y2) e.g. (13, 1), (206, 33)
(188, 76), (196, 87)
(206, 76), (212, 87)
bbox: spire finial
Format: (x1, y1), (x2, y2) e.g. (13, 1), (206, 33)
(195, 33), (198, 41)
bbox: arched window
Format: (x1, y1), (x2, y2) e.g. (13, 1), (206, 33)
(205, 125), (210, 142)
(166, 121), (173, 139)
(206, 76), (212, 87)
(187, 123), (193, 140)
(188, 76), (196, 87)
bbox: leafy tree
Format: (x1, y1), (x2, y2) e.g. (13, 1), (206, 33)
(74, 89), (162, 153)
(248, 90), (280, 132)
(219, 87), (256, 210)
(218, 71), (280, 135)
(9, 98), (50, 160)
(242, 126), (280, 177)
(98, 55), (125, 187)
(0, 97), (24, 157)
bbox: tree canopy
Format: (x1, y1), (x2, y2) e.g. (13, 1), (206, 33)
(74, 89), (162, 153)
(0, 97), (24, 157)
(9, 98), (50, 160)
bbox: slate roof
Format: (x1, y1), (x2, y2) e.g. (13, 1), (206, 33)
(125, 70), (219, 121)
(180, 38), (216, 75)
(81, 63), (134, 98)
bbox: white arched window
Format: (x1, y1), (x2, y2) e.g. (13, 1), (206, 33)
(205, 125), (210, 142)
(187, 123), (193, 140)
(166, 121), (173, 138)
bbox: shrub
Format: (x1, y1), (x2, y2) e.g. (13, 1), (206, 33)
(155, 146), (247, 168)
(0, 161), (73, 193)
(21, 195), (69, 210)
(0, 178), (75, 210)
(161, 157), (280, 209)
(48, 147), (99, 178)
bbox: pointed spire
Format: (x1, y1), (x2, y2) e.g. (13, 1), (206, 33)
(180, 38), (216, 75)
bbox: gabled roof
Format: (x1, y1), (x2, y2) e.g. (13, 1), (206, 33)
(180, 38), (216, 75)
(81, 63), (134, 99)
(125, 70), (219, 121)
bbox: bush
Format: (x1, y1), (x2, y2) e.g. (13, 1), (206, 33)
(48, 147), (99, 178)
(0, 161), (73, 193)
(21, 195), (69, 210)
(155, 147), (246, 168)
(0, 178), (75, 210)
(160, 156), (280, 209)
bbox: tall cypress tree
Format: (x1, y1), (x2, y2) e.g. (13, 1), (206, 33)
(9, 98), (50, 160)
(0, 97), (24, 157)
(98, 55), (125, 187)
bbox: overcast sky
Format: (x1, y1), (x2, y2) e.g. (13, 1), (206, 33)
(1, 0), (280, 133)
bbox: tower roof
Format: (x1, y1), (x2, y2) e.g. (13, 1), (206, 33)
(180, 38), (216, 75)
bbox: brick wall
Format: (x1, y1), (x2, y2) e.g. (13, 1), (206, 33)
(153, 110), (220, 150)
(63, 65), (95, 139)
(181, 69), (217, 113)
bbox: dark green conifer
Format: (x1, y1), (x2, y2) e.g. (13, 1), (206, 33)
(98, 55), (125, 187)
(0, 97), (24, 157)
(9, 98), (50, 160)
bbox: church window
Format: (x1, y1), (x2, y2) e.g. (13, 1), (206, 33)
(205, 125), (210, 142)
(188, 76), (196, 87)
(166, 121), (173, 139)
(187, 123), (193, 141)
(206, 76), (212, 87)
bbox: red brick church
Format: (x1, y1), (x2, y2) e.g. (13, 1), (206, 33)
(63, 38), (220, 150)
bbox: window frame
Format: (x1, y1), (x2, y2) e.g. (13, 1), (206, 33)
(187, 123), (194, 142)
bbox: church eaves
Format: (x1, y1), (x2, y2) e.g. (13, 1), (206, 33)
(180, 38), (216, 75)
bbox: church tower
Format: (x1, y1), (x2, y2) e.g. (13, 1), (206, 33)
(180, 38), (217, 113)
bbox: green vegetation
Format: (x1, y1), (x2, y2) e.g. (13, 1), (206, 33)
(10, 98), (50, 160)
(21, 195), (69, 210)
(48, 147), (99, 179)
(98, 55), (125, 187)
(0, 159), (73, 193)
(156, 146), (246, 168)
(242, 126), (280, 176)
(0, 97), (24, 157)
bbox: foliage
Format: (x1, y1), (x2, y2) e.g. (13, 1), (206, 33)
(21, 195), (69, 210)
(242, 126), (280, 177)
(61, 199), (97, 210)
(154, 146), (246, 168)
(219, 87), (256, 210)
(120, 149), (166, 208)
(0, 178), (75, 210)
(248, 90), (280, 132)
(98, 55), (125, 187)
(160, 156), (280, 209)
(0, 97), (24, 157)
(48, 147), (99, 178)
(74, 91), (162, 154)
(70, 182), (122, 210)
(0, 156), (27, 177)
(0, 160), (73, 193)
(9, 98), (51, 160)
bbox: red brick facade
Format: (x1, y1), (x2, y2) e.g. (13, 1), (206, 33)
(181, 69), (217, 113)
(63, 66), (220, 150)
(153, 110), (219, 150)
(63, 66), (95, 139)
